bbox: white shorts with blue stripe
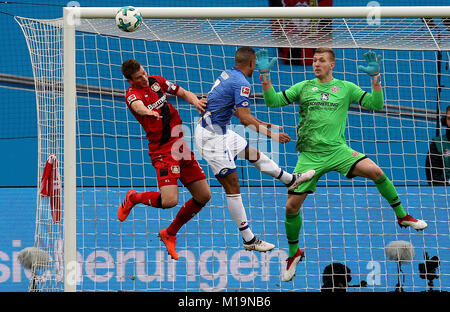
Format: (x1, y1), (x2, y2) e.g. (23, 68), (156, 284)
(195, 123), (248, 177)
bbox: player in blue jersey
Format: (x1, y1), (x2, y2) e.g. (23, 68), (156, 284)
(195, 46), (315, 252)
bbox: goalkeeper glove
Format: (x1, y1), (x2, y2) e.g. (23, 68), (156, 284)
(256, 49), (277, 83)
(358, 50), (382, 82)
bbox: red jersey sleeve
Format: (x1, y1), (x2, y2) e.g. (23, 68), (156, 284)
(125, 87), (142, 107)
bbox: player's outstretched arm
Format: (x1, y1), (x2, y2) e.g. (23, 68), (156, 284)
(357, 50), (384, 110)
(254, 117), (283, 131)
(358, 50), (382, 91)
(256, 49), (277, 88)
(130, 100), (161, 119)
(176, 86), (207, 113)
(256, 49), (293, 108)
(234, 107), (291, 143)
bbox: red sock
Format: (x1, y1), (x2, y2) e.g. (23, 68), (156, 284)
(167, 198), (204, 235)
(130, 191), (161, 208)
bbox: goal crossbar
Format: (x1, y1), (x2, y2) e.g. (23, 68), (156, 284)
(66, 6), (450, 19)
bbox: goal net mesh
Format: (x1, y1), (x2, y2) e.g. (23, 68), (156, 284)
(15, 12), (450, 292)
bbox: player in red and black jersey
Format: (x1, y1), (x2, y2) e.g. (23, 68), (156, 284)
(118, 59), (211, 260)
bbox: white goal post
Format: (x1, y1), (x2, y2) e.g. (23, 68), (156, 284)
(16, 5), (450, 292)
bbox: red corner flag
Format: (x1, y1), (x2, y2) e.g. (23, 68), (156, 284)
(40, 154), (62, 223)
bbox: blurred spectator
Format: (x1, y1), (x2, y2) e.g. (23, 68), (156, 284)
(426, 105), (450, 186)
(269, 0), (333, 65)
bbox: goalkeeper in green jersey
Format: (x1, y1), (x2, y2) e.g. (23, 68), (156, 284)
(256, 47), (428, 282)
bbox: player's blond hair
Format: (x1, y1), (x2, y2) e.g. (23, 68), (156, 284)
(315, 47), (335, 62)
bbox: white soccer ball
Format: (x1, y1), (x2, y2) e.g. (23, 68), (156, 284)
(115, 6), (143, 32)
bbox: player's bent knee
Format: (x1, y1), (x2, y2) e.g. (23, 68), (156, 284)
(161, 197), (179, 209)
(354, 158), (384, 180)
(285, 203), (301, 214)
(217, 171), (240, 194)
(187, 179), (211, 205)
(285, 193), (307, 214)
(370, 166), (384, 181)
(195, 190), (211, 205)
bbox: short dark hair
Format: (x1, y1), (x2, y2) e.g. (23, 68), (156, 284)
(314, 47), (335, 62)
(121, 59), (142, 80)
(235, 46), (256, 66)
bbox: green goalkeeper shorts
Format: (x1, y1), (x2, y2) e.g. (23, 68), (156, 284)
(290, 144), (367, 194)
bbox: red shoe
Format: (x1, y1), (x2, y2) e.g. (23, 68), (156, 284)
(283, 248), (305, 282)
(397, 214), (427, 231)
(158, 228), (178, 260)
(117, 189), (136, 222)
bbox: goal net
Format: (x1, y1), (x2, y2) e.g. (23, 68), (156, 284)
(16, 6), (450, 292)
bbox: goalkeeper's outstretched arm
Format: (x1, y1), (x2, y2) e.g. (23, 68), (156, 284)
(255, 49), (291, 108)
(262, 83), (292, 108)
(358, 50), (384, 110)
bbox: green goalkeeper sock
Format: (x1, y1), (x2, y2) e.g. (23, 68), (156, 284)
(374, 173), (407, 218)
(285, 211), (302, 257)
